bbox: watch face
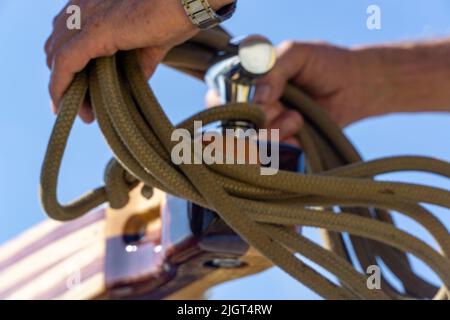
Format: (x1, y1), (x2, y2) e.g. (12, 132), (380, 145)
(182, 0), (223, 30)
(238, 36), (276, 75)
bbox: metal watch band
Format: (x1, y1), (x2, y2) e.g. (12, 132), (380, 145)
(181, 0), (237, 30)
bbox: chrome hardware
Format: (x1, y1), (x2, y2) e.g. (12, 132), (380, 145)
(206, 35), (276, 105)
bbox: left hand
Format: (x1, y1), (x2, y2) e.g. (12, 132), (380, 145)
(45, 0), (199, 123)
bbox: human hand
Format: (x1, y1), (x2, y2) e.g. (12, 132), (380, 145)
(253, 41), (385, 129)
(45, 0), (234, 123)
(206, 40), (386, 136)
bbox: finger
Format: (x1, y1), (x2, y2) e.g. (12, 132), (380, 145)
(46, 1), (104, 69)
(50, 88), (94, 123)
(52, 2), (69, 28)
(50, 21), (115, 110)
(46, 1), (81, 68)
(50, 98), (57, 115)
(267, 109), (304, 141)
(78, 99), (95, 124)
(46, 28), (80, 68)
(259, 100), (284, 126)
(254, 41), (312, 104)
(205, 89), (221, 108)
(282, 137), (301, 148)
(138, 46), (170, 79)
(45, 2), (70, 65)
(273, 41), (314, 82)
(253, 73), (285, 105)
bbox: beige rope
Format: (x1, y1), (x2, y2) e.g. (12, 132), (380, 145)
(40, 28), (450, 300)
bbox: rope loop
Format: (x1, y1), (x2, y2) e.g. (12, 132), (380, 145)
(40, 28), (450, 300)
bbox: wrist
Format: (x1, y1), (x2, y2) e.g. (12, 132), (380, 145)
(352, 41), (450, 117)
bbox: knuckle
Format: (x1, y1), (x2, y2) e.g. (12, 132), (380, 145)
(52, 15), (59, 27)
(278, 40), (298, 53)
(82, 19), (116, 57)
(53, 47), (69, 68)
(70, 0), (82, 6)
(44, 37), (52, 55)
(278, 41), (319, 57)
(84, 13), (105, 32)
(101, 41), (117, 57)
(47, 56), (53, 69)
(312, 40), (332, 47)
(83, 17), (95, 31)
(87, 40), (116, 60)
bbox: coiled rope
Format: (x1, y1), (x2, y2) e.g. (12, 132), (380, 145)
(40, 28), (450, 300)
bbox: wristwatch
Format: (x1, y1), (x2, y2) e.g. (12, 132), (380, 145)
(181, 0), (237, 30)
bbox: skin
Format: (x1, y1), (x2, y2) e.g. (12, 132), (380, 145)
(207, 40), (450, 145)
(46, 1), (450, 144)
(45, 0), (234, 123)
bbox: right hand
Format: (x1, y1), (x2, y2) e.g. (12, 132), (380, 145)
(253, 41), (370, 128)
(207, 40), (382, 137)
(254, 40), (388, 129)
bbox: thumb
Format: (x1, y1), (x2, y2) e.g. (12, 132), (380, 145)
(205, 89), (221, 108)
(253, 71), (287, 105)
(254, 41), (311, 104)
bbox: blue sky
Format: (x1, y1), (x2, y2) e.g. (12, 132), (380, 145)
(0, 0), (449, 299)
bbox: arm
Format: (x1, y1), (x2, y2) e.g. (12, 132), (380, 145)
(353, 40), (450, 117)
(221, 38), (450, 136)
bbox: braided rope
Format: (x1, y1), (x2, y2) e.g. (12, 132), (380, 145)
(40, 29), (450, 300)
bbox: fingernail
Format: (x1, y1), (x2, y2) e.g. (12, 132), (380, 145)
(254, 84), (271, 103)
